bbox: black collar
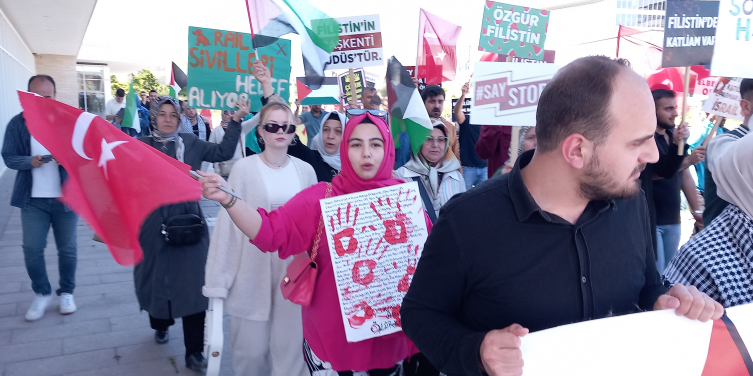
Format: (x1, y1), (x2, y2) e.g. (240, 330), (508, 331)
(508, 150), (615, 224)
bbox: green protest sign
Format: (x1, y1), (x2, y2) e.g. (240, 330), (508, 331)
(186, 26), (291, 112)
(478, 2), (550, 60)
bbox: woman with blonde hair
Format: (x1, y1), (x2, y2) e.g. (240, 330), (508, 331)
(204, 102), (316, 376)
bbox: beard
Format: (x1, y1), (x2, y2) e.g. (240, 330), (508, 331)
(657, 120), (675, 130)
(579, 153), (645, 201)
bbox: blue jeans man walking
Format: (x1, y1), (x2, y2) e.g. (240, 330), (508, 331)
(2, 75), (79, 321)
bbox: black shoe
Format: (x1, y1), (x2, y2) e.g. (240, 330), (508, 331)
(186, 352), (208, 373)
(154, 329), (169, 344)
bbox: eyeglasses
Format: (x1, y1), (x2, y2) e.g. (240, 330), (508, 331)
(426, 136), (448, 145)
(263, 123), (296, 134)
(346, 108), (389, 121)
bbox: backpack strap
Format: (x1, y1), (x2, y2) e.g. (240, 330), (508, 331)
(411, 176), (437, 223)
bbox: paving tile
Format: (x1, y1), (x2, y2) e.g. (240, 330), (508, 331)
(4, 348), (116, 376)
(61, 301), (140, 324)
(0, 310), (64, 331)
(113, 338), (186, 365)
(0, 328), (11, 346)
(98, 272), (132, 284)
(11, 319), (110, 345)
(63, 326), (154, 355)
(69, 281), (134, 298)
(0, 338), (62, 363)
(62, 356), (197, 376)
(109, 313), (149, 332)
(0, 303), (17, 318)
(0, 283), (21, 294)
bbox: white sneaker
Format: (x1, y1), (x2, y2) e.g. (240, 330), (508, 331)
(59, 293), (76, 315)
(25, 294), (51, 321)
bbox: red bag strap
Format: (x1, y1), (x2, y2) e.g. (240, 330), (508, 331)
(309, 183), (332, 260)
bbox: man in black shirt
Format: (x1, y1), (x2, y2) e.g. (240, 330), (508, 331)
(454, 83), (488, 189)
(401, 56), (723, 376)
(650, 89), (705, 272)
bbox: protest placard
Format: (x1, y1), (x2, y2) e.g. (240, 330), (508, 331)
(710, 0), (753, 77)
(702, 77), (745, 121)
(186, 26), (291, 112)
(694, 75), (718, 96)
(326, 15), (383, 70)
(338, 69), (366, 106)
(451, 97), (471, 122)
(498, 50), (556, 63)
(470, 62), (560, 126)
(478, 2), (550, 60)
(403, 66), (438, 93)
(662, 1), (719, 68)
(320, 182), (429, 343)
(520, 303), (753, 375)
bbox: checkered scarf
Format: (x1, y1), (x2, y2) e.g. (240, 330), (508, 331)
(663, 204), (753, 308)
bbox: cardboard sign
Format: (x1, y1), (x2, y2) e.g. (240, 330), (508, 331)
(451, 97), (472, 122)
(498, 50), (556, 63)
(326, 15), (384, 70)
(694, 75), (718, 96)
(702, 77), (745, 121)
(710, 0), (753, 77)
(186, 26), (291, 112)
(521, 303), (753, 376)
(478, 2), (550, 60)
(320, 182), (429, 343)
(470, 62), (560, 126)
(662, 1), (719, 68)
(338, 69), (366, 106)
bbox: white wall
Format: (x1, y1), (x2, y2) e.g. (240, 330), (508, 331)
(0, 7), (35, 173)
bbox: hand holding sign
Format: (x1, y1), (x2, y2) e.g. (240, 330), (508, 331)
(672, 122), (689, 144)
(654, 283), (723, 322)
(480, 324), (529, 376)
(233, 98), (251, 122)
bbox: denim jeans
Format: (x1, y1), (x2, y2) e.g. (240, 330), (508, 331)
(21, 198), (78, 296)
(655, 224), (682, 274)
(462, 166), (488, 190)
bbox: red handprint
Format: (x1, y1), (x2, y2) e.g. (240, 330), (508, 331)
(397, 258), (418, 293)
(352, 259), (377, 286)
(347, 301), (375, 328)
(391, 304), (402, 327)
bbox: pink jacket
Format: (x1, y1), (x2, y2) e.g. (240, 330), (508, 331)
(253, 182), (433, 371)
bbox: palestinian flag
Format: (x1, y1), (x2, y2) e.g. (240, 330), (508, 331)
(121, 81), (141, 133)
(297, 77), (339, 105)
(169, 62), (187, 98)
(386, 56), (432, 156)
(245, 0), (339, 89)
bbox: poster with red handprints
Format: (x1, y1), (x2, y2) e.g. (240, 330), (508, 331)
(320, 181), (428, 343)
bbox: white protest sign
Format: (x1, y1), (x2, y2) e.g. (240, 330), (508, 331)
(320, 182), (428, 343)
(710, 0), (753, 77)
(326, 15), (384, 70)
(470, 62), (560, 126)
(702, 77), (745, 121)
(520, 303), (753, 375)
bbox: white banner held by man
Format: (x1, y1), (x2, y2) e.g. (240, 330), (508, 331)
(702, 77), (746, 121)
(710, 0), (753, 77)
(320, 182), (428, 343)
(470, 62), (560, 126)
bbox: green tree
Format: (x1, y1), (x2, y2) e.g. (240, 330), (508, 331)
(110, 69), (169, 97)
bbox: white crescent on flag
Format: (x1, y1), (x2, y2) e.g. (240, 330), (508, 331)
(72, 112), (95, 160)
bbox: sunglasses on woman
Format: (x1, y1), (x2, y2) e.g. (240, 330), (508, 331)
(346, 108), (389, 121)
(263, 123), (296, 134)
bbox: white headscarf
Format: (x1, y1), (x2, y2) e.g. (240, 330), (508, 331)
(309, 112), (347, 171)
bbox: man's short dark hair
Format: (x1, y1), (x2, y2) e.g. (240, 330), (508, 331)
(140, 91), (146, 94)
(116, 88), (126, 97)
(421, 85), (445, 103)
(741, 79), (753, 101)
(536, 56), (631, 153)
(27, 75), (56, 93)
(363, 86), (376, 93)
(370, 94), (382, 106)
(149, 89), (158, 94)
(651, 89), (676, 103)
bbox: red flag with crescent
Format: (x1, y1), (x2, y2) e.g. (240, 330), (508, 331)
(17, 91), (201, 266)
(416, 9), (461, 85)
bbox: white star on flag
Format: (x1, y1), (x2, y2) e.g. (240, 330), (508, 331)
(435, 51), (446, 61)
(98, 139), (127, 180)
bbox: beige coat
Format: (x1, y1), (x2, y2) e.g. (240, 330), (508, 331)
(203, 155), (317, 321)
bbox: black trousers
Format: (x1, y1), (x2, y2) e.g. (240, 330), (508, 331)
(149, 311), (205, 355)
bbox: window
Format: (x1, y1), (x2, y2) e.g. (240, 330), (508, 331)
(77, 65), (106, 117)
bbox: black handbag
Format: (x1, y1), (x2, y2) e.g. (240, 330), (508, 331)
(161, 213), (204, 246)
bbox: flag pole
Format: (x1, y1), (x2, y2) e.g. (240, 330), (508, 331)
(678, 66), (691, 155)
(701, 116), (724, 148)
(244, 1), (260, 59)
(415, 8), (421, 79)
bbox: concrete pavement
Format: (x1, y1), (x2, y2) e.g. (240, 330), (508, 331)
(0, 169), (235, 376)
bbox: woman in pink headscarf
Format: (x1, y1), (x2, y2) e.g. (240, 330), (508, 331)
(198, 112), (434, 375)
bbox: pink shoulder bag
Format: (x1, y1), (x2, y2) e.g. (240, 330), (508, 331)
(280, 183), (331, 306)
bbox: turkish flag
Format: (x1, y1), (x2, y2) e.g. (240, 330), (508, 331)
(417, 9), (461, 85)
(18, 91), (201, 266)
